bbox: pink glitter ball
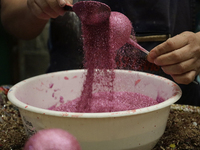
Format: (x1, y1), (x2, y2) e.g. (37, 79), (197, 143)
(24, 128), (81, 150)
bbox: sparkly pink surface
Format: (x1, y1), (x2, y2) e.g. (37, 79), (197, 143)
(109, 12), (132, 51)
(24, 128), (81, 150)
(73, 1), (111, 25)
(49, 92), (159, 113)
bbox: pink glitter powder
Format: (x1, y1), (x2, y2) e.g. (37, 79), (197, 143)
(49, 2), (163, 113)
(77, 11), (116, 112)
(50, 92), (159, 113)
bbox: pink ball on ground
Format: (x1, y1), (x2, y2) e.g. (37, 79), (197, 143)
(24, 128), (81, 150)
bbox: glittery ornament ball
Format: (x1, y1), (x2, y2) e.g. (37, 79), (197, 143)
(24, 128), (81, 150)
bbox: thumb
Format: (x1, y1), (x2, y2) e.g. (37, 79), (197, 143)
(147, 50), (157, 64)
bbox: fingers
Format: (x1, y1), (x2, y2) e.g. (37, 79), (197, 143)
(154, 44), (192, 66)
(147, 33), (188, 63)
(27, 0), (67, 20)
(57, 0), (73, 7)
(57, 0), (67, 7)
(171, 70), (196, 85)
(147, 31), (200, 84)
(27, 0), (50, 20)
(47, 0), (66, 16)
(161, 53), (200, 84)
(36, 0), (59, 18)
(162, 59), (197, 75)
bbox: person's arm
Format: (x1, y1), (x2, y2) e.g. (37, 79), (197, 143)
(147, 31), (200, 84)
(1, 0), (72, 40)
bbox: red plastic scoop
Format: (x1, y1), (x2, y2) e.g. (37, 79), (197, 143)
(109, 12), (149, 54)
(72, 1), (111, 25)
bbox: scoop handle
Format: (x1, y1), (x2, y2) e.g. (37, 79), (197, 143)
(127, 37), (149, 55)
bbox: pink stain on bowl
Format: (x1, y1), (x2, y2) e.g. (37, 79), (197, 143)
(49, 83), (54, 88)
(73, 76), (78, 79)
(62, 113), (69, 117)
(135, 79), (141, 86)
(35, 87), (43, 91)
(54, 89), (60, 92)
(64, 76), (69, 80)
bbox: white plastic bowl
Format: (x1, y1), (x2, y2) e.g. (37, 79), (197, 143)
(8, 69), (181, 150)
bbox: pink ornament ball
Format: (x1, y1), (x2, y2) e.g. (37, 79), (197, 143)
(24, 128), (81, 150)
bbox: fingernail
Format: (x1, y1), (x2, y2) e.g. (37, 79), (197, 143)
(149, 51), (157, 60)
(60, 0), (66, 7)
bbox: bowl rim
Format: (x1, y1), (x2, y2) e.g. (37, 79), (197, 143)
(7, 69), (182, 118)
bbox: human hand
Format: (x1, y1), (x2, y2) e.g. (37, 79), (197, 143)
(27, 0), (73, 20)
(147, 31), (200, 84)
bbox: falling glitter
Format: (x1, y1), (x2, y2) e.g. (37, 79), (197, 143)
(52, 2), (157, 112)
(77, 11), (116, 112)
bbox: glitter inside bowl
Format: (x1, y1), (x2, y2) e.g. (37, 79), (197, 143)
(49, 92), (160, 113)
